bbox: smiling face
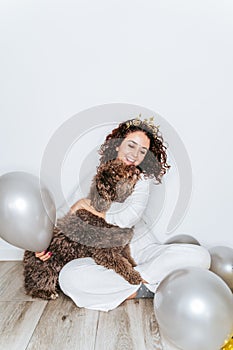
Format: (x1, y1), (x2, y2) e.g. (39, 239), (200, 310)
(116, 131), (150, 166)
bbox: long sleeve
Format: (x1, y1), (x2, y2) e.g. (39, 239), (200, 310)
(105, 176), (151, 228)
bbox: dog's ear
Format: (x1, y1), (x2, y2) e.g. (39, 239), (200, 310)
(89, 162), (117, 210)
(114, 179), (136, 202)
(113, 163), (141, 202)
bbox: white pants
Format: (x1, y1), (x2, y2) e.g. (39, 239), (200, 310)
(59, 238), (211, 312)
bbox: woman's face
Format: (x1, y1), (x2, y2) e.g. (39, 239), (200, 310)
(116, 131), (150, 166)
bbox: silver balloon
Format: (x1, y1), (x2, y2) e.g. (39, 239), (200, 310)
(209, 246), (233, 292)
(165, 234), (200, 245)
(154, 267), (233, 350)
(0, 172), (56, 252)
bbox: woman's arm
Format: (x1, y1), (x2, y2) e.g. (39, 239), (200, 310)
(70, 198), (106, 219)
(36, 198), (106, 261)
(105, 177), (151, 228)
(36, 178), (150, 261)
(71, 177), (151, 228)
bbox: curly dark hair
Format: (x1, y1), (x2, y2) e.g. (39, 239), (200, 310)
(98, 118), (170, 183)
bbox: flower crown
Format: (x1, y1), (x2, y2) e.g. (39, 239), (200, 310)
(126, 115), (159, 138)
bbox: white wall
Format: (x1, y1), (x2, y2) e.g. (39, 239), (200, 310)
(1, 0), (233, 259)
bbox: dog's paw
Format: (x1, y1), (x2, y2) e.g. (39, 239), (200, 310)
(126, 270), (143, 285)
(50, 292), (59, 300)
(28, 290), (59, 300)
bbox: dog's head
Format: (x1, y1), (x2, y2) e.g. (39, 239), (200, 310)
(89, 159), (140, 212)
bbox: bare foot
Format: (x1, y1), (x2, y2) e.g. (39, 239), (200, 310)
(126, 291), (137, 300)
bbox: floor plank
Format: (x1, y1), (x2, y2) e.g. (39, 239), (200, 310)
(139, 299), (163, 350)
(0, 261), (33, 301)
(0, 300), (47, 350)
(95, 299), (162, 350)
(0, 261), (165, 350)
(26, 295), (99, 350)
(159, 331), (183, 350)
(0, 260), (18, 278)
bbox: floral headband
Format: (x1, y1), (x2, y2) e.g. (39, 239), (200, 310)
(126, 115), (159, 138)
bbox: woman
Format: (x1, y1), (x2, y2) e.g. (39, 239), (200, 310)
(38, 116), (211, 312)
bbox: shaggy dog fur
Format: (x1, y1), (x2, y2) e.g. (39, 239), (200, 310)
(23, 159), (143, 300)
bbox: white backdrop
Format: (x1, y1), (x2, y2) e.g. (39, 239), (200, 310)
(1, 0), (233, 259)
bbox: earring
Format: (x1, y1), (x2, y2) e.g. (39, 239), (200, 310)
(116, 147), (119, 151)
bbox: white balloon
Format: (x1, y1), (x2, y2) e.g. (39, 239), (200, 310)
(209, 246), (233, 291)
(165, 234), (200, 245)
(154, 267), (233, 350)
(0, 172), (56, 251)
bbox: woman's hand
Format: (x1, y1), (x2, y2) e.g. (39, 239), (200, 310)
(70, 198), (91, 213)
(35, 250), (53, 261)
(70, 198), (106, 219)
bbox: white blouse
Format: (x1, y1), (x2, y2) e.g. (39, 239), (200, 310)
(105, 175), (151, 228)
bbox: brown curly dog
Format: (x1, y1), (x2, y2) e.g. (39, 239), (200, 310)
(23, 159), (143, 300)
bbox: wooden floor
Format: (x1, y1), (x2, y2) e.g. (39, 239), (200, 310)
(0, 261), (163, 350)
